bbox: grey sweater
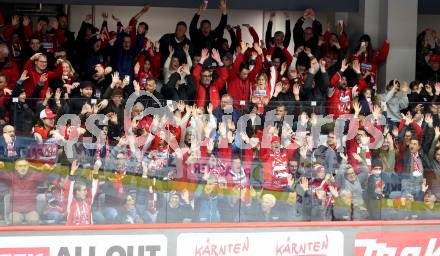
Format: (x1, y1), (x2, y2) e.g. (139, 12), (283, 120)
(381, 90), (409, 122)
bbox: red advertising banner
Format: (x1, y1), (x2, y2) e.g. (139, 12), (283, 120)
(355, 231), (440, 256)
(0, 247), (49, 256)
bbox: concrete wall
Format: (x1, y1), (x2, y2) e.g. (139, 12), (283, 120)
(418, 14), (440, 34)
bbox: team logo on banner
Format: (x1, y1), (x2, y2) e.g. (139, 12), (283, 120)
(177, 231), (344, 256)
(355, 231), (440, 256)
(0, 235), (166, 256)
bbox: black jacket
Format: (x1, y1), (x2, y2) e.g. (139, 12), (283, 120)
(161, 72), (196, 103)
(190, 13), (227, 56)
(293, 17), (322, 54)
(159, 33), (192, 66)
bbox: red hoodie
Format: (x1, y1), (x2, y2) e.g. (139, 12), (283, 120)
(227, 53), (262, 110)
(192, 64), (228, 110)
(22, 58), (63, 99)
(327, 72), (366, 118)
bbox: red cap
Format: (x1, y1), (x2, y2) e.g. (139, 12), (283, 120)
(281, 77), (289, 84)
(271, 136), (280, 143)
(431, 55), (440, 63)
(40, 107), (57, 119)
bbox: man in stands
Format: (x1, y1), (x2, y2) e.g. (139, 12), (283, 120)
(192, 48), (228, 110)
(190, 0), (227, 56)
(0, 159), (52, 224)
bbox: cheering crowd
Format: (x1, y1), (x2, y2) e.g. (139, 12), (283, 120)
(0, 1), (439, 225)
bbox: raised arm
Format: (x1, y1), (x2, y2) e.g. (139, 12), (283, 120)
(212, 0), (228, 40)
(190, 2), (206, 40)
(283, 11), (291, 48)
(373, 40), (390, 63)
(265, 11), (275, 47)
(293, 15), (306, 47)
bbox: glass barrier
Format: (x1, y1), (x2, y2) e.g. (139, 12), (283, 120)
(0, 98), (439, 225)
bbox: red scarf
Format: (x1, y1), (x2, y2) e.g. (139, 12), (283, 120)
(67, 199), (91, 225)
(412, 152), (421, 174)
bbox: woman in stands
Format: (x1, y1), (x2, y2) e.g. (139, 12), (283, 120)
(353, 34), (390, 86)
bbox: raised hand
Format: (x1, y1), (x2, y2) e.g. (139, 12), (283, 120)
(197, 1), (208, 15)
(97, 99), (109, 110)
(309, 58), (319, 74)
(329, 185), (339, 197)
(403, 112), (413, 125)
(265, 55), (272, 63)
(299, 177), (309, 191)
(207, 102), (213, 115)
(274, 82), (283, 95)
(40, 73), (48, 83)
(3, 88), (12, 96)
(54, 88), (62, 101)
(303, 9), (310, 19)
(200, 48), (209, 64)
(340, 59), (348, 72)
(70, 160), (80, 175)
(168, 45), (175, 56)
(11, 15), (19, 27)
(211, 48), (222, 63)
(372, 105), (381, 120)
(219, 0), (227, 14)
(425, 113), (434, 127)
(31, 52), (43, 61)
(111, 72), (120, 88)
(292, 84), (300, 96)
(19, 70), (29, 81)
(422, 179), (429, 193)
(154, 41), (160, 52)
(240, 41), (249, 54)
(183, 44), (190, 54)
(352, 153), (363, 162)
(280, 62), (288, 75)
(104, 66), (112, 75)
(435, 82), (440, 96)
(141, 4), (151, 13)
(102, 12), (108, 20)
(23, 16), (31, 26)
(295, 46), (305, 56)
(352, 60), (361, 74)
(352, 100), (361, 116)
(319, 59), (326, 72)
(181, 64), (190, 75)
(106, 112), (118, 124)
(304, 47), (312, 56)
(253, 42), (263, 55)
(45, 88), (53, 100)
